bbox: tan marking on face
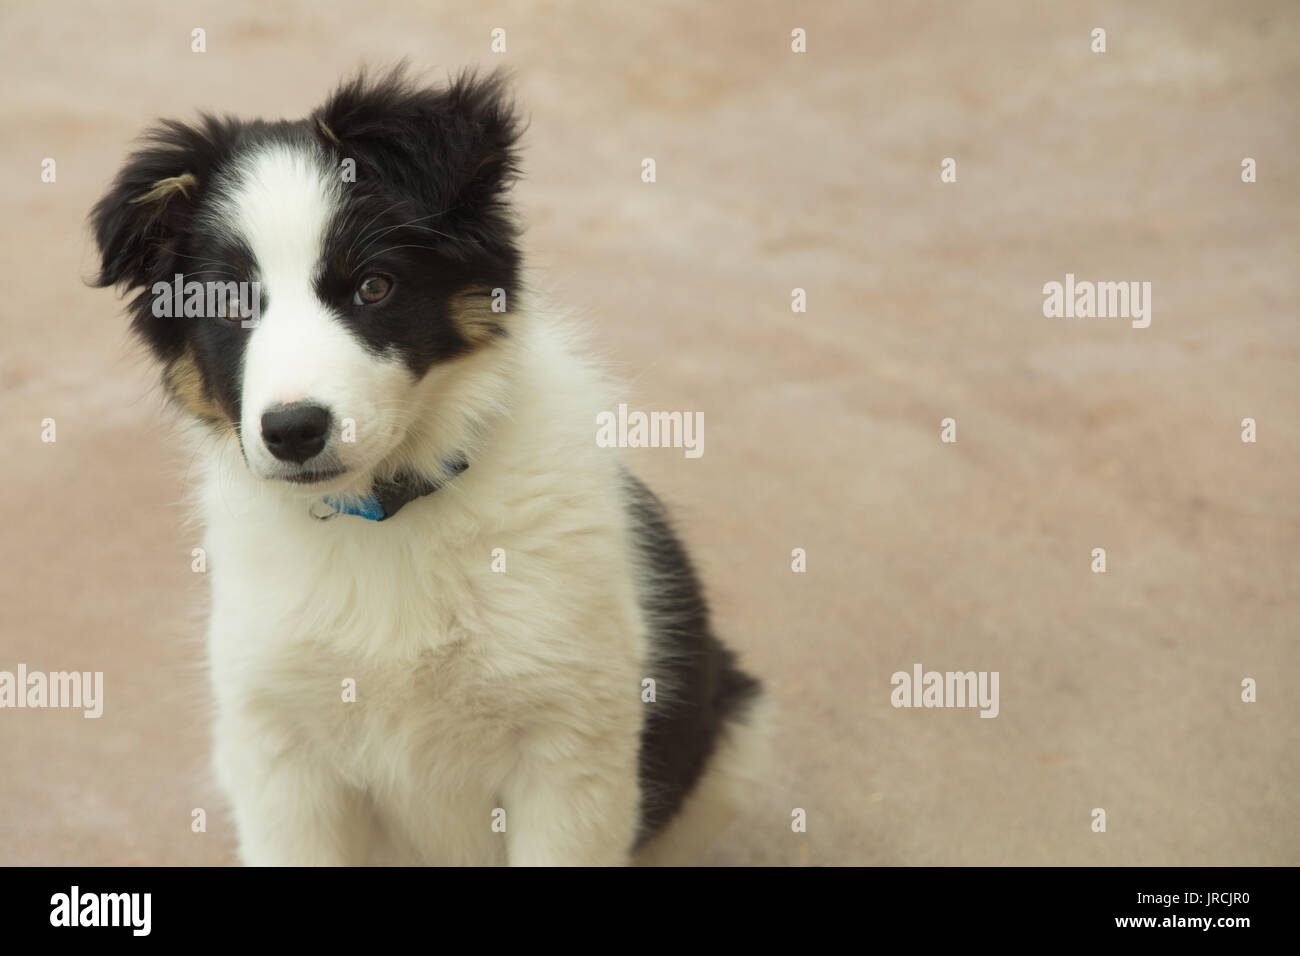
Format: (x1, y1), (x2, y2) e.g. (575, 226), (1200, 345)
(448, 286), (506, 346)
(164, 347), (226, 423)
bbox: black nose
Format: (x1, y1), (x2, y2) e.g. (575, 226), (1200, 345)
(261, 403), (331, 464)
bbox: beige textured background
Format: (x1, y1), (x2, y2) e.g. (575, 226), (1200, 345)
(0, 1), (1296, 865)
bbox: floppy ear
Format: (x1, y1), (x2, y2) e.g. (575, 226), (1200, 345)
(90, 115), (235, 292)
(314, 67), (524, 255)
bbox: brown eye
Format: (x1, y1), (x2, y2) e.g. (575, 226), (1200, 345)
(355, 275), (392, 305)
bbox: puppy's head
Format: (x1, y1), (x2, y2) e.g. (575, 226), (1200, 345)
(91, 68), (522, 487)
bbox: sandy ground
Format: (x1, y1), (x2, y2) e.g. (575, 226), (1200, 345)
(0, 0), (1296, 866)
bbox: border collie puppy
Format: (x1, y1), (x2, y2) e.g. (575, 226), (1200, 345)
(90, 69), (768, 865)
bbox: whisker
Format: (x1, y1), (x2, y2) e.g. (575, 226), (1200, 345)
(353, 210), (456, 260)
(345, 201), (405, 262)
(350, 244), (447, 276)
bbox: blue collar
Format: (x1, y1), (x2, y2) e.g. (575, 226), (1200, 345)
(313, 458), (468, 522)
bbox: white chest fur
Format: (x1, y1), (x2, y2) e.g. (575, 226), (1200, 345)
(198, 321), (651, 865)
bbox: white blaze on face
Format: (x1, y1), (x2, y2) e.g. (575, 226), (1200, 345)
(219, 144), (413, 480)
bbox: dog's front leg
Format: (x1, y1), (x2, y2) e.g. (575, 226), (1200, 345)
(214, 714), (372, 866)
(500, 736), (641, 867)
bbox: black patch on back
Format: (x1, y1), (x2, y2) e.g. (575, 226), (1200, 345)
(622, 470), (762, 848)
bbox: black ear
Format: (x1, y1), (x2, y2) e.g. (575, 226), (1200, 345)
(90, 115), (236, 291)
(315, 67), (524, 254)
